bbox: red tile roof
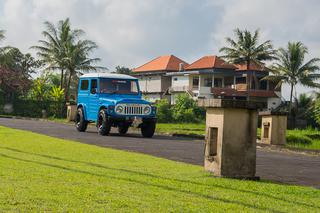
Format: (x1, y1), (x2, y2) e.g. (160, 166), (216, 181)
(133, 55), (189, 72)
(235, 62), (269, 71)
(185, 56), (237, 70)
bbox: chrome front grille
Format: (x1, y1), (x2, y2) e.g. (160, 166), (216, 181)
(124, 105), (144, 115)
(121, 105), (144, 115)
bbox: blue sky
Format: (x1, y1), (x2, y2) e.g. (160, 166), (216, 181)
(0, 0), (320, 99)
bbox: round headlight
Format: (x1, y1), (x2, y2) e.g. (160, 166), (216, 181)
(143, 106), (151, 114)
(116, 105), (124, 114)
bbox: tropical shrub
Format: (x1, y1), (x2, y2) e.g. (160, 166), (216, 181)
(155, 99), (172, 123)
(50, 86), (65, 102)
(172, 94), (204, 123)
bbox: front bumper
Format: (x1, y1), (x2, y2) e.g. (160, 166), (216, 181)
(107, 114), (156, 122)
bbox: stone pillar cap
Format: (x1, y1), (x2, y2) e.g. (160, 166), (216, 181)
(198, 99), (266, 110)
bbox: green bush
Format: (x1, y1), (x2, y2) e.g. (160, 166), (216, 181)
(172, 94), (204, 123)
(155, 99), (172, 123)
(154, 94), (205, 123)
(286, 134), (312, 145)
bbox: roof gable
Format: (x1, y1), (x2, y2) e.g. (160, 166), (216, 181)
(133, 55), (189, 72)
(185, 55), (237, 70)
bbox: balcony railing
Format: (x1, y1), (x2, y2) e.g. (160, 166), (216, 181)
(211, 87), (277, 97)
(169, 85), (278, 98)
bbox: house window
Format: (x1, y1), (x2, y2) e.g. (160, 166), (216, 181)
(174, 77), (178, 81)
(80, 80), (89, 90)
(204, 77), (212, 87)
(214, 78), (223, 88)
(192, 76), (199, 87)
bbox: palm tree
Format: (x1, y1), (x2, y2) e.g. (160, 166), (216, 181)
(219, 29), (276, 93)
(220, 28), (276, 69)
(63, 39), (104, 101)
(32, 18), (105, 101)
(263, 42), (320, 112)
(32, 18), (82, 89)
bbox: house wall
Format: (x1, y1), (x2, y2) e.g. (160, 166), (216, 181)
(171, 75), (190, 88)
(138, 75), (162, 93)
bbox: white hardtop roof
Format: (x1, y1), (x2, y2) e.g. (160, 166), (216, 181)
(80, 73), (137, 80)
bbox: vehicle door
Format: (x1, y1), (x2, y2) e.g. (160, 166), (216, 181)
(88, 78), (99, 120)
(78, 78), (89, 107)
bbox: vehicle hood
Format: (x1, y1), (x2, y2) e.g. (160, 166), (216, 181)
(99, 97), (151, 105)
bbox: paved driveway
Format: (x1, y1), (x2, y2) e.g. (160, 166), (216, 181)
(0, 118), (319, 188)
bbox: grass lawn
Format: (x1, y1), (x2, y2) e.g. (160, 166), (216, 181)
(156, 123), (205, 136)
(0, 126), (319, 212)
(285, 128), (320, 150)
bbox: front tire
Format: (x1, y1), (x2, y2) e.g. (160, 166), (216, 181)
(118, 124), (129, 135)
(75, 107), (88, 132)
(141, 120), (156, 138)
(97, 109), (111, 136)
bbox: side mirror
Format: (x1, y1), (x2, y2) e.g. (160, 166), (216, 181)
(90, 88), (97, 94)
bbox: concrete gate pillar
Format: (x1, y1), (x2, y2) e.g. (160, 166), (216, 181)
(198, 99), (264, 179)
(67, 103), (77, 121)
(259, 111), (287, 145)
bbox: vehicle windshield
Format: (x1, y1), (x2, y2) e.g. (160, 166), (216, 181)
(99, 78), (139, 94)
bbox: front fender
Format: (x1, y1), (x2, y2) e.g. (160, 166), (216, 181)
(77, 103), (88, 120)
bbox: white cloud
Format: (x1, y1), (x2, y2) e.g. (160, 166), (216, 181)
(0, 0), (320, 99)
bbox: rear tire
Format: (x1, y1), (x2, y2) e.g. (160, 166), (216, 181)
(118, 124), (129, 135)
(75, 107), (88, 132)
(97, 109), (111, 136)
(141, 120), (156, 138)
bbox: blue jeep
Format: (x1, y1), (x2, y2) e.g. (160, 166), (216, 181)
(75, 73), (157, 137)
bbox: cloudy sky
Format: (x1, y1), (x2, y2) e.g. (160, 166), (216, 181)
(0, 0), (320, 99)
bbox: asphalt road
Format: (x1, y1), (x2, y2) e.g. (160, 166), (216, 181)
(0, 118), (319, 189)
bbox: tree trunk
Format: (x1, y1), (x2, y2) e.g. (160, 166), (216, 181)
(65, 73), (72, 102)
(289, 84), (294, 113)
(289, 83), (296, 128)
(60, 69), (64, 89)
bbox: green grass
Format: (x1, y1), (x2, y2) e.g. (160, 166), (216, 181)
(286, 128), (320, 150)
(0, 126), (319, 212)
(156, 123), (205, 136)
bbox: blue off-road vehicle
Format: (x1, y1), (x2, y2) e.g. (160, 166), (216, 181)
(75, 73), (157, 137)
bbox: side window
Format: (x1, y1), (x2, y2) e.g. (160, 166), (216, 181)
(80, 80), (89, 90)
(131, 81), (138, 93)
(90, 79), (98, 94)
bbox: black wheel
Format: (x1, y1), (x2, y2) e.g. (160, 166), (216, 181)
(118, 124), (129, 135)
(97, 109), (111, 136)
(141, 120), (156, 138)
(75, 107), (88, 132)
